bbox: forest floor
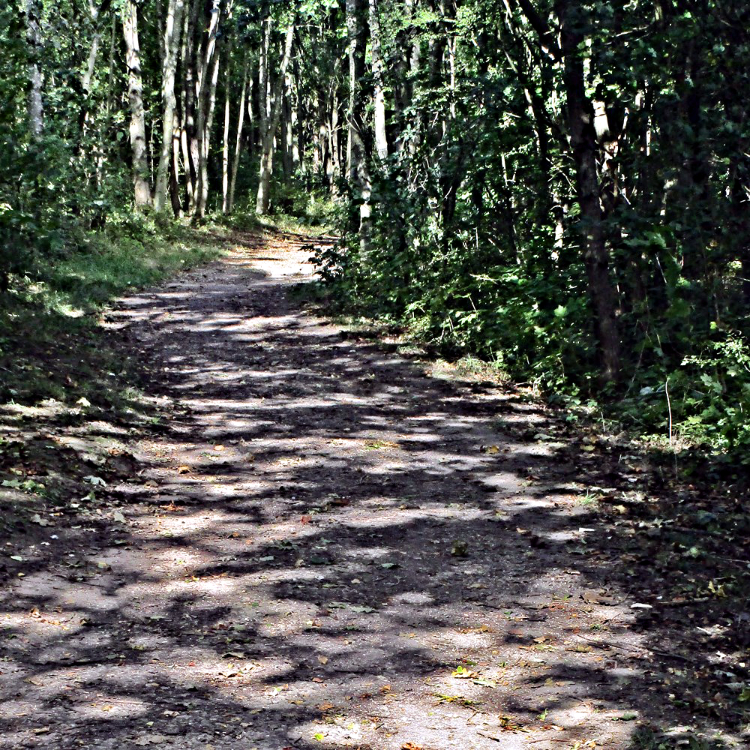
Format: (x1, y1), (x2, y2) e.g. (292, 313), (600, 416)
(0, 231), (747, 750)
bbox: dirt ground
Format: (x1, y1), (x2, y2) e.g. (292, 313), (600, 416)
(0, 232), (746, 749)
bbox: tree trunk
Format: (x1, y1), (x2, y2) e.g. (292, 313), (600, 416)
(181, 0), (200, 212)
(198, 46), (221, 218)
(281, 73), (293, 177)
(25, 0), (44, 139)
(80, 1), (102, 123)
(228, 61), (249, 214)
(155, 0), (184, 213)
(221, 60), (232, 213)
(556, 0), (620, 383)
(369, 0), (388, 160)
(170, 107), (183, 215)
(256, 12), (298, 215)
(346, 0), (372, 250)
(193, 0), (222, 217)
(122, 0), (151, 207)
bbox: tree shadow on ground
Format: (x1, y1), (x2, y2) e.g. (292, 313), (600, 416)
(0, 233), (744, 749)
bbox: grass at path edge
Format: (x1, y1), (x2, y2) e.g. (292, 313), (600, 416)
(0, 223), (223, 407)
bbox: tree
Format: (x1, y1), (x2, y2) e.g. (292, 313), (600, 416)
(154, 0), (184, 213)
(122, 0), (151, 207)
(256, 5), (298, 216)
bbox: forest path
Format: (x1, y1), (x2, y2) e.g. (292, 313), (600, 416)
(2, 233), (650, 749)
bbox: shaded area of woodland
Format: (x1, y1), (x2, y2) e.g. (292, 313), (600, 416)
(317, 0), (750, 457)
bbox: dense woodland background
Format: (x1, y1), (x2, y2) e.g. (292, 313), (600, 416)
(1, 0), (749, 457)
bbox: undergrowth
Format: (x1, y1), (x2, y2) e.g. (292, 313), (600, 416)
(313, 233), (750, 464)
(0, 216), (222, 407)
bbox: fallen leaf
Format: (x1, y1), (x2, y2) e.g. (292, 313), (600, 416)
(433, 693), (480, 706)
(317, 655), (329, 665)
(451, 540), (468, 557)
(498, 715), (526, 731)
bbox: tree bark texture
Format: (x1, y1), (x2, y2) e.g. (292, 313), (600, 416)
(155, 0), (184, 212)
(122, 0), (151, 206)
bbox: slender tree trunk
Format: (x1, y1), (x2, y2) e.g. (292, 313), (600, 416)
(25, 0), (44, 139)
(556, 0), (620, 382)
(228, 61), (249, 214)
(155, 0), (184, 212)
(329, 68), (341, 192)
(256, 13), (298, 215)
(80, 1), (102, 124)
(406, 0), (421, 156)
(122, 0), (151, 207)
(181, 0), (200, 212)
(193, 0), (222, 217)
(369, 0), (388, 160)
(281, 73), (293, 177)
(170, 107), (183, 215)
(246, 75), (255, 165)
(290, 75), (300, 171)
(346, 0), (372, 250)
(221, 60), (232, 213)
(198, 46), (221, 218)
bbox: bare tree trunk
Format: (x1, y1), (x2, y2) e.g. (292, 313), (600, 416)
(369, 0), (388, 160)
(170, 107), (183, 215)
(221, 60), (232, 213)
(181, 0), (200, 212)
(193, 0), (222, 217)
(25, 0), (44, 139)
(256, 13), (298, 215)
(198, 46), (221, 218)
(290, 75), (300, 171)
(76, 0), (105, 162)
(82, 1), (101, 102)
(281, 73), (293, 177)
(228, 61), (249, 213)
(122, 0), (151, 207)
(404, 0), (421, 157)
(155, 0), (184, 212)
(556, 0), (620, 382)
(246, 75), (255, 164)
(346, 0), (372, 250)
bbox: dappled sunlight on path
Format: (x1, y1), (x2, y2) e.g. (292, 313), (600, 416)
(0, 233), (663, 749)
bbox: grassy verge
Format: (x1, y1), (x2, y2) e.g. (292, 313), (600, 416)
(0, 222), (222, 407)
(0, 220), (223, 551)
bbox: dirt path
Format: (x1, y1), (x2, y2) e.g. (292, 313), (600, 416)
(0, 234), (694, 749)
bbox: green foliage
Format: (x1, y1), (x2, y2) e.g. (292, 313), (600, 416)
(678, 332), (750, 454)
(319, 0), (750, 460)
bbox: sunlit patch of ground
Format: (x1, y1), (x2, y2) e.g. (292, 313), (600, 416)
(0, 233), (743, 749)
